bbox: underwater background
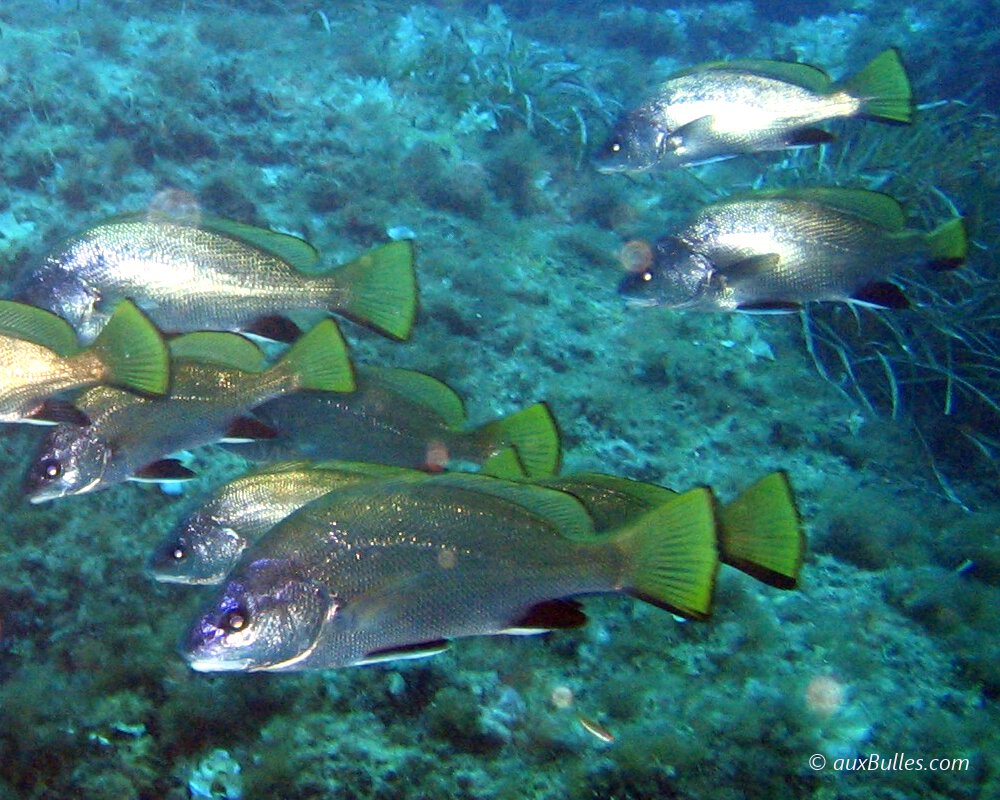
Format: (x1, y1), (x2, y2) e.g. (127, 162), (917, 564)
(0, 0), (998, 798)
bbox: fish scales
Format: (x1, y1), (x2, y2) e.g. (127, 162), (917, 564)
(186, 479), (628, 671)
(653, 72), (858, 136)
(0, 340), (102, 414)
(50, 221), (344, 336)
(686, 198), (919, 300)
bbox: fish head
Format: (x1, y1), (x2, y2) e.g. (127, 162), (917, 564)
(24, 425), (112, 503)
(16, 259), (103, 342)
(182, 558), (333, 672)
(618, 236), (715, 309)
(147, 511), (247, 585)
(594, 113), (668, 173)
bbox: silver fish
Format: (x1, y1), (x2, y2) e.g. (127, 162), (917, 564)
(182, 474), (721, 672)
(147, 461), (415, 585)
(233, 366), (560, 478)
(618, 188), (967, 311)
(595, 49), (912, 172)
(25, 322), (354, 502)
(18, 213), (416, 342)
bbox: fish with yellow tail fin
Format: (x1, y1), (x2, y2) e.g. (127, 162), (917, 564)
(24, 321), (355, 502)
(182, 473), (719, 671)
(0, 299), (169, 425)
(17, 213), (417, 342)
(619, 188), (967, 312)
(595, 48), (913, 172)
(537, 471), (803, 589)
(229, 366), (561, 478)
(148, 460), (418, 585)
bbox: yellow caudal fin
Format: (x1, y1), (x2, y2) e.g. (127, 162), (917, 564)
(477, 402), (561, 478)
(89, 300), (170, 395)
(925, 217), (967, 270)
(718, 472), (804, 589)
(481, 447), (529, 479)
(615, 487), (719, 620)
(273, 320), (355, 392)
(837, 48), (913, 124)
(333, 240), (417, 340)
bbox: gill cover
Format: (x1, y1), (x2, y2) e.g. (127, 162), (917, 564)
(25, 426), (111, 502)
(618, 236), (712, 308)
(184, 560), (332, 672)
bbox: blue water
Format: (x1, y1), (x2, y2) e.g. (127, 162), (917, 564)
(0, 1), (997, 798)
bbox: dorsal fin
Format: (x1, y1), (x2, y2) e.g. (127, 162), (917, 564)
(429, 473), (594, 539)
(169, 332), (267, 371)
(752, 188), (907, 231)
(671, 58), (832, 93)
(538, 473), (677, 532)
(199, 216), (320, 271)
(360, 366), (466, 427)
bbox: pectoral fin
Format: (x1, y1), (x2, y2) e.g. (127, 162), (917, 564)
(500, 599), (588, 634)
(356, 639), (450, 665)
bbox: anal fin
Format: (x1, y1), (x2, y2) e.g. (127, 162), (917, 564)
(244, 315), (302, 344)
(500, 599), (588, 635)
(220, 416), (279, 443)
(131, 459), (197, 483)
(851, 281), (909, 310)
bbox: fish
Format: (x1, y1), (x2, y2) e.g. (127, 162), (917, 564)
(17, 212), (417, 342)
(147, 460), (417, 585)
(181, 472), (723, 672)
(24, 321), (355, 502)
(228, 366), (561, 478)
(154, 463), (802, 591)
(0, 299), (168, 425)
(618, 188), (967, 312)
(538, 472), (803, 589)
(594, 48), (912, 172)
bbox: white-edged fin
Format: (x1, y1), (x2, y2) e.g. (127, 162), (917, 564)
(499, 598), (588, 635)
(356, 640), (450, 666)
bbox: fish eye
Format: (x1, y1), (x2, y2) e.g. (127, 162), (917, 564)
(611, 142), (621, 153)
(40, 458), (62, 480)
(222, 609), (248, 633)
(642, 271), (653, 282)
(171, 546), (186, 561)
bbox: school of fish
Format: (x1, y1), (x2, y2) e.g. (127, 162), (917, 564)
(5, 45), (972, 676)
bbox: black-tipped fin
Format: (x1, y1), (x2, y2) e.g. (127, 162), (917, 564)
(501, 599), (588, 634)
(131, 459), (197, 483)
(718, 472), (804, 589)
(220, 416), (278, 443)
(785, 127), (835, 147)
(244, 315), (303, 344)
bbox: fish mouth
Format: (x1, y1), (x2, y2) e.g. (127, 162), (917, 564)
(185, 654), (256, 673)
(27, 486), (67, 505)
(622, 296), (661, 309)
